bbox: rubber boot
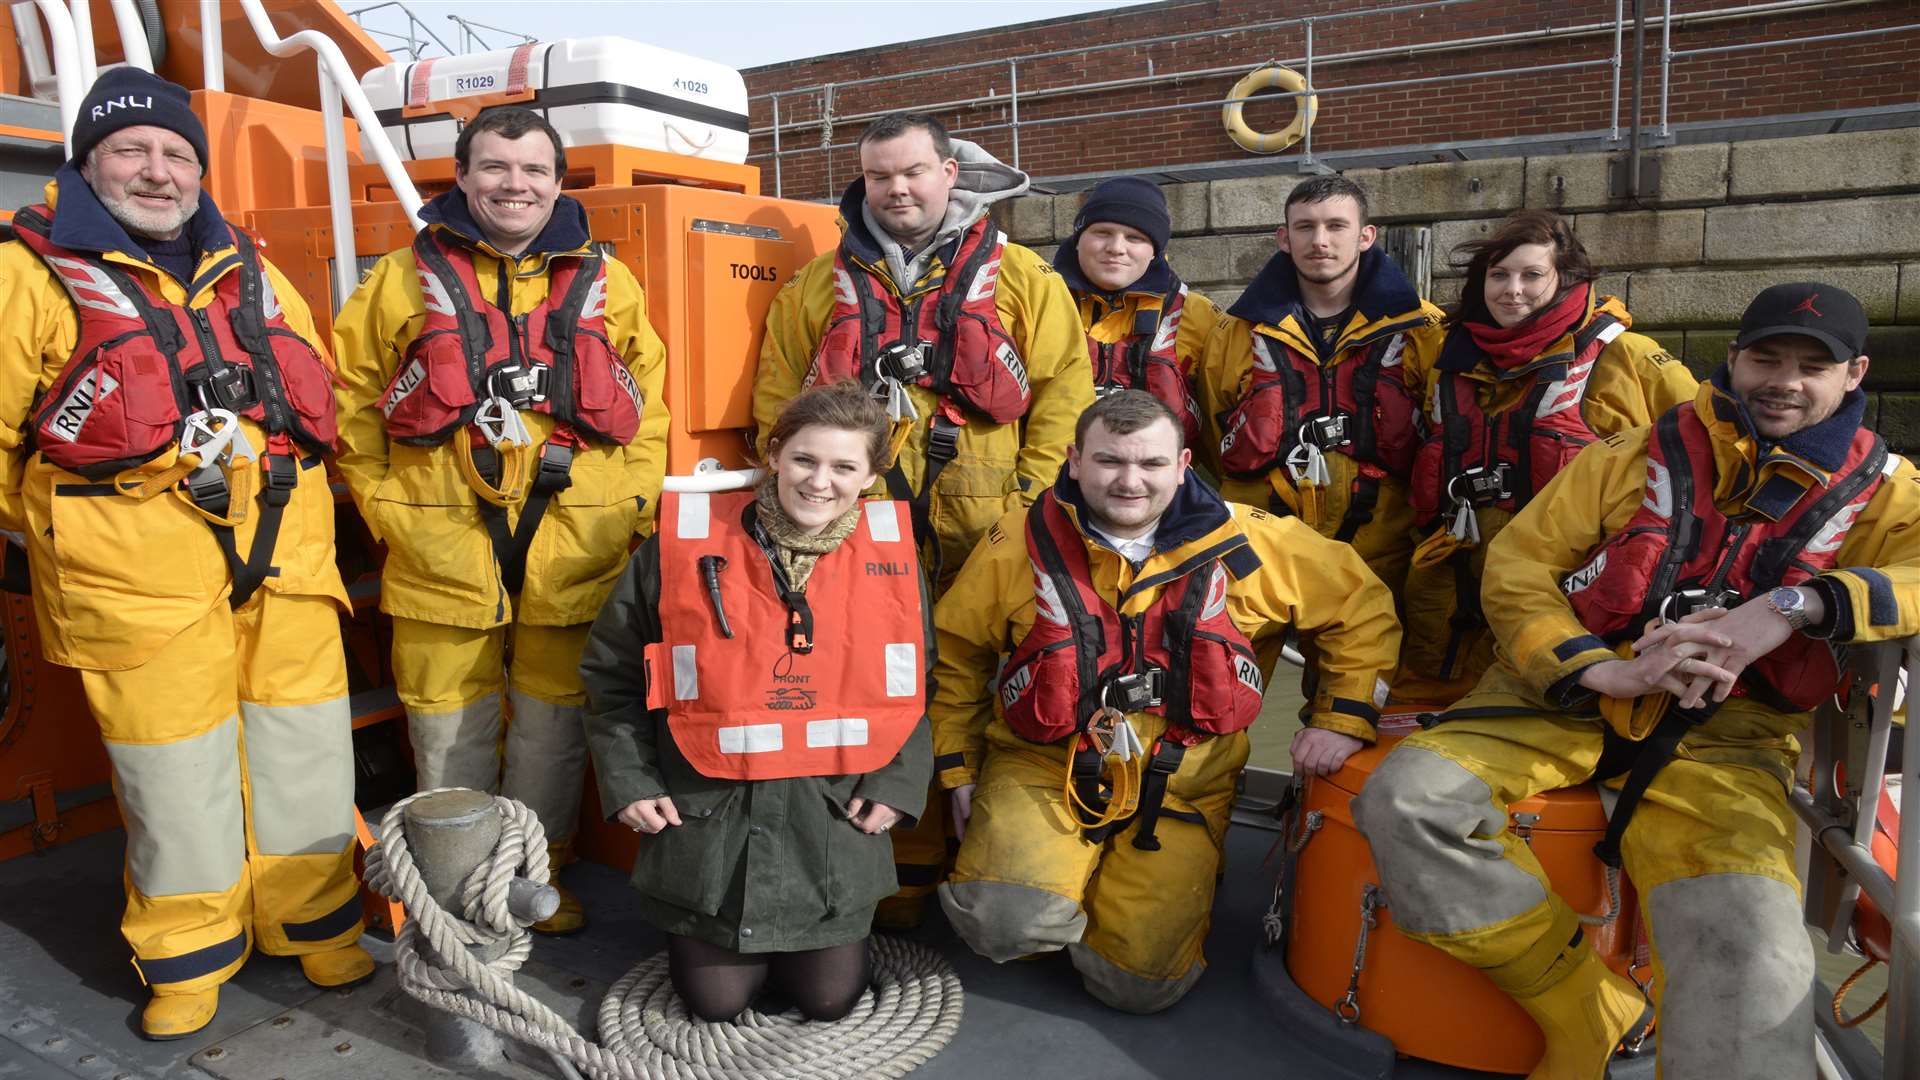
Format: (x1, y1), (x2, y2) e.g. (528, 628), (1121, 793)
(140, 988), (217, 1041)
(532, 840), (586, 936)
(299, 941), (376, 989)
(1511, 942), (1645, 1080)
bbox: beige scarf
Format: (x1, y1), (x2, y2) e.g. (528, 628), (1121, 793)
(753, 474), (861, 591)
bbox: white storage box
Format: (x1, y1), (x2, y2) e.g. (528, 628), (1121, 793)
(361, 37), (750, 164)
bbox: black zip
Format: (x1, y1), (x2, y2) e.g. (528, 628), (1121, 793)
(496, 261), (525, 373)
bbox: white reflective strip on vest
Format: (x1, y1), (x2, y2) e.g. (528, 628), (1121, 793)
(865, 500), (902, 543)
(885, 642), (918, 697)
(806, 717), (869, 748)
(719, 723), (784, 754)
(672, 644), (699, 699)
(678, 493), (711, 540)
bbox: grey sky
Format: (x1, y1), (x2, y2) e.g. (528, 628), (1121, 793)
(352, 1), (1158, 70)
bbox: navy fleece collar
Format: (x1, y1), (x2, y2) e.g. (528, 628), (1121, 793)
(47, 163), (232, 271)
(1051, 463), (1234, 557)
(1053, 241), (1178, 299)
(1707, 363), (1866, 474)
(1226, 246), (1420, 329)
(419, 187), (592, 257)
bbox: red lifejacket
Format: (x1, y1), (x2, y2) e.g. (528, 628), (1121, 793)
(380, 229), (642, 446)
(1088, 285), (1202, 449)
(1409, 313), (1626, 525)
(643, 490), (926, 781)
(808, 219), (1031, 424)
(14, 204), (337, 478)
(999, 491), (1265, 748)
(1217, 325), (1420, 508)
(1561, 402), (1890, 712)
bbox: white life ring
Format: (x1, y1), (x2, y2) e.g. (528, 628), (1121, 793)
(1222, 64), (1318, 155)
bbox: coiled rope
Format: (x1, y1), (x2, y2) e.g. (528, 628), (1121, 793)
(365, 791), (965, 1079)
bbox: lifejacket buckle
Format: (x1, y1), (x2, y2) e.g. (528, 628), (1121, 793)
(260, 453), (297, 507)
(1658, 587), (1742, 624)
(1102, 669), (1165, 714)
(1447, 463), (1512, 506)
(925, 414), (962, 463)
(485, 364), (548, 408)
(186, 366), (258, 414)
(473, 396), (534, 448)
(533, 442), (574, 494)
(875, 341), (929, 384)
(1296, 414), (1351, 451)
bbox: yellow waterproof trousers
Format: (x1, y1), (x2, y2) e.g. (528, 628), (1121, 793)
(391, 617), (592, 843)
(939, 720), (1247, 1013)
(82, 591), (362, 994)
(1351, 703), (1815, 1078)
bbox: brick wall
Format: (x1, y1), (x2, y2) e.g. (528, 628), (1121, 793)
(745, 0), (1919, 202)
(992, 128), (1920, 452)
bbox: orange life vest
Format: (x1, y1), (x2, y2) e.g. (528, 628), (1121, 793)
(380, 229), (642, 447)
(644, 490), (926, 781)
(1562, 402), (1890, 712)
(13, 204), (337, 477)
(1087, 285), (1202, 449)
(807, 218), (1031, 424)
(1000, 489), (1265, 748)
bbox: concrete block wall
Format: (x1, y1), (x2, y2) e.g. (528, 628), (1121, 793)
(993, 128), (1920, 452)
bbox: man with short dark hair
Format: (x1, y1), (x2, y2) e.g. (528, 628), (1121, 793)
(0, 68), (370, 1039)
(932, 390), (1399, 1012)
(334, 105), (670, 935)
(754, 110), (1092, 924)
(1353, 284), (1920, 1078)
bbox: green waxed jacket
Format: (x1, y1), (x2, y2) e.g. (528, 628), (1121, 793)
(580, 528), (934, 953)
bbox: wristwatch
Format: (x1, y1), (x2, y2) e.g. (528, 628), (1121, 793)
(1764, 587), (1811, 632)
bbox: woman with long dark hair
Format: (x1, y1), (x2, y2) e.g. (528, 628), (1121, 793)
(581, 383), (932, 1022)
(1398, 209), (1697, 701)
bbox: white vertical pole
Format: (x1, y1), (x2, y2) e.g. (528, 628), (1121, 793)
(318, 64), (360, 315)
(29, 0), (83, 155)
(201, 0), (225, 91)
(106, 0), (152, 71)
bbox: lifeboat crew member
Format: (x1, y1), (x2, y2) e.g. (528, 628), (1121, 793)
(1202, 175), (1445, 600)
(934, 391), (1400, 1012)
(1397, 210), (1697, 703)
(0, 69), (371, 1038)
(1052, 177), (1220, 470)
(582, 383), (933, 1022)
(1354, 284), (1920, 1079)
(333, 106), (669, 936)
(754, 111), (1091, 927)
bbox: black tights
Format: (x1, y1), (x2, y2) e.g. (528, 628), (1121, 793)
(667, 935), (871, 1023)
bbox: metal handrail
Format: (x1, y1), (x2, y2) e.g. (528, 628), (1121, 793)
(105, 0), (152, 71)
(345, 1), (456, 62)
(230, 0), (423, 311)
(26, 0), (82, 155)
(1659, 17), (1920, 135)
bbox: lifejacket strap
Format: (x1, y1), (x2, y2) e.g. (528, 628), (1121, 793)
(1130, 739), (1189, 852)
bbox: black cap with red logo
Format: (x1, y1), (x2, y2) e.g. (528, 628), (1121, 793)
(1732, 282), (1868, 363)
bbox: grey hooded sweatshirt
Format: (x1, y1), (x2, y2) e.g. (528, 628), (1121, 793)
(860, 137), (1030, 289)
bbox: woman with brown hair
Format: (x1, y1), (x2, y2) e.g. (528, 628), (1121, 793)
(580, 383), (933, 1022)
(1397, 209), (1698, 701)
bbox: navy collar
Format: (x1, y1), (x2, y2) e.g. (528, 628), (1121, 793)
(1226, 246), (1420, 329)
(1052, 241), (1178, 299)
(47, 163), (232, 270)
(419, 187), (592, 257)
(1051, 463), (1234, 556)
(1707, 363), (1866, 473)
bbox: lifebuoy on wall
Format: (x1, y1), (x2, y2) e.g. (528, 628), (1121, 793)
(1222, 64), (1318, 155)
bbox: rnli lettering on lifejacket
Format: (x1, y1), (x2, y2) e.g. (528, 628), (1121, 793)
(44, 370), (120, 443)
(1559, 550), (1607, 598)
(866, 560), (913, 576)
(383, 358), (427, 418)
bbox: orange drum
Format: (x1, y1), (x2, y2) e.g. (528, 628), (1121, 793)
(1278, 715), (1642, 1074)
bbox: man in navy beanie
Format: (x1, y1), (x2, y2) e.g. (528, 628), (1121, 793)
(0, 66), (372, 1038)
(1052, 176), (1220, 465)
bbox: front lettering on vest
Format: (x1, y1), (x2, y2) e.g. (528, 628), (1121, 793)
(44, 370), (120, 443)
(384, 358), (428, 417)
(1032, 563), (1069, 626)
(865, 560), (912, 576)
(1378, 334), (1406, 369)
(1537, 352), (1599, 418)
(1561, 550), (1608, 597)
(1151, 302), (1183, 353)
(91, 95), (154, 119)
(1805, 493), (1873, 556)
(996, 341), (1031, 397)
(1000, 662), (1033, 709)
(1200, 564), (1229, 620)
(44, 256), (139, 319)
(1234, 653), (1264, 695)
(831, 266), (858, 306)
(418, 266), (456, 317)
(609, 361), (644, 414)
(582, 277), (609, 319)
(1251, 337), (1279, 373)
(965, 249), (1003, 304)
(1642, 460), (1673, 518)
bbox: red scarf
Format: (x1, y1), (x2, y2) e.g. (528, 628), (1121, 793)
(1463, 283), (1591, 371)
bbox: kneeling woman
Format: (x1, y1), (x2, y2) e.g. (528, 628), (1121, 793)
(581, 384), (933, 1022)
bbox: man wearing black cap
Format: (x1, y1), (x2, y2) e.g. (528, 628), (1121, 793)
(0, 68), (369, 1038)
(1352, 283), (1919, 1078)
(1053, 177), (1220, 468)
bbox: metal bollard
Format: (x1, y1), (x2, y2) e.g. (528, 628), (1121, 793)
(403, 789), (560, 1070)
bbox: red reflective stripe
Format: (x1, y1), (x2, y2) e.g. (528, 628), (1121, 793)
(505, 44), (536, 94)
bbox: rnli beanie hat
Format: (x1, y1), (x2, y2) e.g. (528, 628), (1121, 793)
(69, 68), (209, 174)
(1074, 177), (1171, 254)
(1733, 282), (1868, 363)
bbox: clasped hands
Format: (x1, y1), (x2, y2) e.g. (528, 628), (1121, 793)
(1577, 591), (1813, 709)
(616, 795), (903, 835)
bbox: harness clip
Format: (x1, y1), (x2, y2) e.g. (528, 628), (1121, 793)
(1296, 414), (1351, 451)
(485, 363), (549, 408)
(1102, 669), (1165, 714)
(179, 408), (242, 464)
(875, 341), (929, 384)
(1447, 463), (1513, 506)
(1658, 587), (1743, 624)
(473, 396), (534, 448)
